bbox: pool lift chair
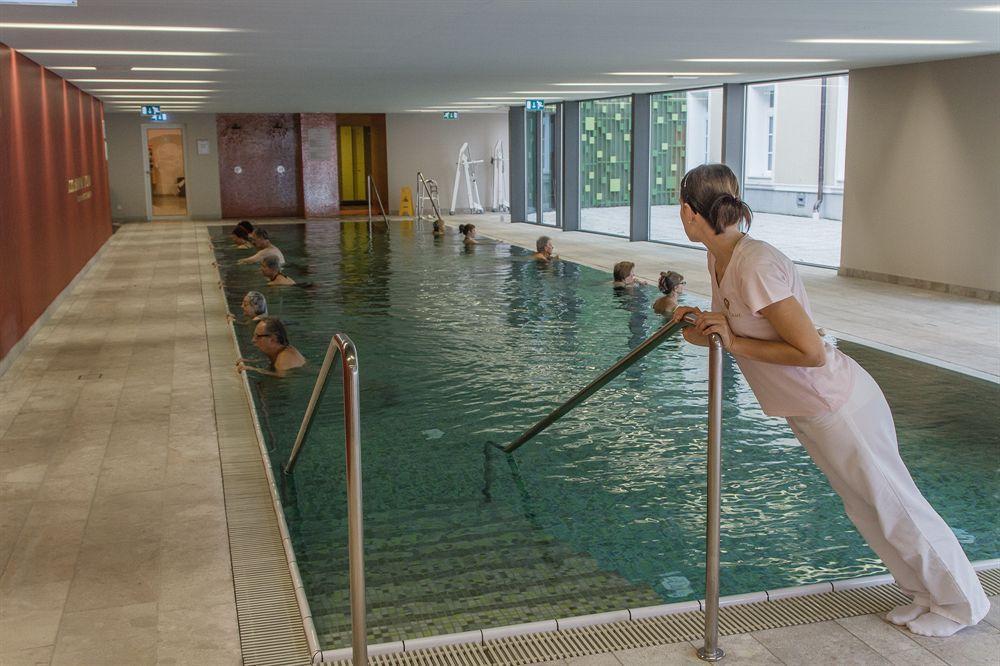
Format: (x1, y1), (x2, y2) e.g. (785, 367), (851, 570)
(491, 138), (509, 213)
(450, 141), (485, 215)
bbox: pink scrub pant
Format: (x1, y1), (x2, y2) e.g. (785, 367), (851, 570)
(786, 367), (990, 625)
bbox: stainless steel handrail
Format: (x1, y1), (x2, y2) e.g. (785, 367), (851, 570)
(494, 313), (725, 661)
(417, 171), (445, 222)
(497, 317), (691, 454)
(282, 334), (367, 666)
(367, 175), (389, 226)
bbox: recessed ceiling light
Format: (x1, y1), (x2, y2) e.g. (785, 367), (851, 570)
(0, 1), (77, 5)
(89, 88), (217, 93)
(475, 97), (533, 101)
(794, 38), (975, 45)
(961, 4), (1000, 11)
(512, 90), (609, 95)
(71, 78), (215, 83)
(99, 94), (210, 98)
(608, 72), (738, 76)
(131, 67), (227, 72)
(683, 58), (838, 63)
(48, 65), (96, 70)
(21, 49), (227, 56)
(0, 22), (239, 32)
(555, 82), (671, 86)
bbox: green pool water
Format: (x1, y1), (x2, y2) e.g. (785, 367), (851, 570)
(211, 221), (999, 648)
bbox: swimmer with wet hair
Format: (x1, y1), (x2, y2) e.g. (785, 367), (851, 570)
(432, 219), (446, 236)
(531, 236), (558, 261)
(237, 316), (306, 377)
(238, 227), (286, 265)
(653, 271), (685, 315)
(458, 224), (477, 244)
(612, 261), (637, 287)
(261, 256), (295, 286)
(231, 225), (253, 248)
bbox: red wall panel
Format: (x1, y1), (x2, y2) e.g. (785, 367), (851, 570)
(0, 44), (112, 361)
(216, 113), (303, 218)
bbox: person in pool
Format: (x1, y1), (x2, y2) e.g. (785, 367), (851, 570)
(653, 271), (685, 316)
(669, 163), (989, 638)
(231, 224), (253, 249)
(612, 261), (637, 287)
(261, 256), (295, 286)
(238, 228), (285, 266)
(432, 219), (446, 237)
(237, 317), (305, 377)
(227, 290), (268, 323)
(531, 236), (558, 262)
(458, 223), (478, 244)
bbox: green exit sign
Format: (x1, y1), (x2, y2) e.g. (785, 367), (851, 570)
(442, 111), (459, 119)
(140, 105), (161, 115)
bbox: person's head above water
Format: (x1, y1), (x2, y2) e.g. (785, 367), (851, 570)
(458, 224), (476, 238)
(252, 228), (272, 247)
(613, 261), (636, 285)
(242, 291), (267, 317)
(679, 164), (753, 239)
(252, 317), (290, 356)
(260, 256), (281, 279)
(536, 236), (553, 255)
(232, 225), (250, 242)
(658, 270), (685, 295)
(237, 220), (255, 233)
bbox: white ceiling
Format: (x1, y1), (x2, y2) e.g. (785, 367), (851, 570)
(1, 0), (997, 114)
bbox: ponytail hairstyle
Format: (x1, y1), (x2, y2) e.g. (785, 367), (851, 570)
(459, 223), (475, 237)
(658, 270), (684, 295)
(679, 164), (753, 234)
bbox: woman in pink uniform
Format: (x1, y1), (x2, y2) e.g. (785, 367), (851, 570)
(670, 164), (988, 637)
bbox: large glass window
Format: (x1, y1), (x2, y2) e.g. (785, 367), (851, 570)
(649, 88), (723, 245)
(743, 75), (848, 267)
(541, 104), (558, 226)
(526, 109), (538, 219)
(579, 96), (632, 237)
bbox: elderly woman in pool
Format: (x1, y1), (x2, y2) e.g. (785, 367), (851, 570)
(237, 317), (305, 377)
(669, 163), (988, 637)
(532, 236), (558, 262)
(228, 291), (268, 324)
(653, 271), (685, 316)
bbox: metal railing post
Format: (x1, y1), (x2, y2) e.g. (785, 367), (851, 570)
(698, 334), (725, 662)
(282, 334), (367, 666)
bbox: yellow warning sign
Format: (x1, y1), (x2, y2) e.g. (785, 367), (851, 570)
(399, 186), (414, 217)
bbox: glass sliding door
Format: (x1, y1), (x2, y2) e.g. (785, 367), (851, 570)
(743, 75), (847, 267)
(648, 88), (723, 245)
(579, 96), (632, 237)
(526, 110), (538, 220)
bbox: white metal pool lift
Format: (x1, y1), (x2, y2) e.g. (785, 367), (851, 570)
(490, 138), (509, 213)
(450, 142), (484, 215)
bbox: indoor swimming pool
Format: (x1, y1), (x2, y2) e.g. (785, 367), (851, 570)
(211, 221), (999, 649)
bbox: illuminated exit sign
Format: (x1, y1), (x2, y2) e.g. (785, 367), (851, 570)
(442, 111), (459, 119)
(150, 113), (168, 122)
(140, 105), (161, 115)
(525, 99), (544, 111)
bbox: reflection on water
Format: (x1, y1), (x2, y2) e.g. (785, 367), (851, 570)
(212, 222), (998, 646)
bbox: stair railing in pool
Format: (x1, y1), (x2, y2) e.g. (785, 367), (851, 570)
(492, 313), (726, 662)
(367, 174), (389, 229)
(417, 170), (445, 223)
(283, 333), (367, 666)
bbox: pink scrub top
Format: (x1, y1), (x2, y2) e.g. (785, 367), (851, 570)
(709, 235), (857, 417)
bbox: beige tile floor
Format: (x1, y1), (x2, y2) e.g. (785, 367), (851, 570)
(1, 219), (996, 665)
(0, 222), (238, 665)
(445, 214), (999, 379)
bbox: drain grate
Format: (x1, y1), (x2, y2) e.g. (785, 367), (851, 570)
(326, 569), (998, 665)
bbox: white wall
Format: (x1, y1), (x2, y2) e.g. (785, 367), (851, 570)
(385, 113), (509, 213)
(841, 54), (1000, 294)
(105, 112), (221, 221)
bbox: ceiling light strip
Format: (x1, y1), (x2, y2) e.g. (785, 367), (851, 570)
(0, 22), (240, 32)
(21, 49), (227, 56)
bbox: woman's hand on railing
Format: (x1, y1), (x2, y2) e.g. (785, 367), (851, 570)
(669, 305), (702, 326)
(692, 312), (735, 350)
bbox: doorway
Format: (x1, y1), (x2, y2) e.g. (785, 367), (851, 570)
(142, 125), (188, 219)
(338, 125), (370, 205)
